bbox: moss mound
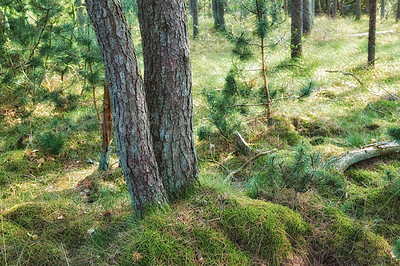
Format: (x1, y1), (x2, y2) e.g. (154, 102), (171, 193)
(217, 197), (310, 265)
(324, 207), (394, 265)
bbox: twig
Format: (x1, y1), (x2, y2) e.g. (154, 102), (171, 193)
(224, 149), (277, 182)
(325, 70), (364, 86)
(21, 174), (46, 184)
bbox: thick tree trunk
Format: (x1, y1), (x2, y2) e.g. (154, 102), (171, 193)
(85, 0), (166, 214)
(137, 0), (198, 200)
(303, 0), (313, 34)
(380, 0), (385, 18)
(191, 0), (199, 38)
(368, 0), (377, 66)
(99, 83), (112, 171)
(291, 0), (303, 58)
(323, 142), (400, 173)
(356, 0), (361, 20)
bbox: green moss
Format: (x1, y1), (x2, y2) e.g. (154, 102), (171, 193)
(216, 196), (310, 265)
(346, 169), (381, 187)
(324, 207), (394, 265)
(2, 202), (48, 231)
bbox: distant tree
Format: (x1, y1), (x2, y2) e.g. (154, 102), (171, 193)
(381, 0), (385, 18)
(332, 0), (337, 18)
(212, 0), (225, 29)
(137, 0), (198, 200)
(86, 0), (167, 214)
(397, 0), (400, 21)
(303, 0), (313, 34)
(190, 0), (199, 38)
(368, 0), (377, 66)
(291, 0), (303, 58)
(356, 0), (361, 20)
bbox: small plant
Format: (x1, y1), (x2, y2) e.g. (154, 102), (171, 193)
(38, 131), (65, 155)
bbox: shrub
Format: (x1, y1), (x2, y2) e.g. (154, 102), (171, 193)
(38, 131), (65, 155)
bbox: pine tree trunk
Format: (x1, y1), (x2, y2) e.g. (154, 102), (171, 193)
(356, 0), (361, 20)
(368, 0), (377, 66)
(217, 0), (225, 29)
(191, 0), (199, 38)
(284, 0), (288, 15)
(303, 0), (313, 34)
(291, 0), (303, 58)
(99, 83), (112, 171)
(332, 0), (337, 18)
(326, 0), (331, 16)
(85, 0), (166, 215)
(212, 0), (219, 27)
(137, 0), (198, 200)
(380, 0), (385, 18)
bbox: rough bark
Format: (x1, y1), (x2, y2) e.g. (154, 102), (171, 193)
(99, 83), (112, 171)
(190, 0), (199, 38)
(356, 0), (361, 20)
(368, 0), (377, 66)
(291, 0), (303, 58)
(85, 0), (166, 214)
(303, 0), (313, 34)
(137, 0), (198, 200)
(323, 142), (400, 173)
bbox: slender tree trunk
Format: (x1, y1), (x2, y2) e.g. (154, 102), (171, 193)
(217, 0), (225, 29)
(380, 0), (385, 18)
(303, 0), (313, 34)
(99, 83), (112, 171)
(356, 0), (361, 20)
(85, 0), (166, 215)
(332, 0), (337, 18)
(212, 0), (218, 27)
(137, 0), (198, 200)
(368, 0), (377, 66)
(326, 0), (331, 16)
(291, 0), (303, 58)
(191, 0), (199, 38)
(284, 0), (288, 15)
(397, 0), (400, 21)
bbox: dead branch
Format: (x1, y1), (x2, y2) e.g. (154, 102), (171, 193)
(323, 141), (400, 173)
(224, 149), (277, 182)
(325, 70), (364, 86)
(233, 131), (253, 156)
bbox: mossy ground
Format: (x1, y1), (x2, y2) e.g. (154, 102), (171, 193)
(1, 13), (400, 265)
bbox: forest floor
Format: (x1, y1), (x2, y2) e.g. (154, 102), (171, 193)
(1, 15), (400, 265)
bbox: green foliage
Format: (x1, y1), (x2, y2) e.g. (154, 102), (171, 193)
(388, 127), (400, 142)
(38, 131), (65, 155)
(394, 237), (400, 258)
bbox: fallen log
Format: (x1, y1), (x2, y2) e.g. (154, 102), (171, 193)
(323, 141), (400, 173)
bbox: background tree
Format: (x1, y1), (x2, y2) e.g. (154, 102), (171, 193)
(368, 0), (377, 66)
(86, 0), (166, 214)
(332, 0), (337, 18)
(212, 0), (225, 29)
(356, 0), (362, 20)
(303, 0), (313, 34)
(291, 0), (303, 58)
(397, 0), (400, 20)
(137, 0), (198, 200)
(381, 0), (385, 18)
(190, 0), (199, 38)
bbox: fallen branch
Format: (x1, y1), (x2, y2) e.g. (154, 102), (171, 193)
(224, 149), (277, 182)
(347, 30), (396, 37)
(323, 141), (400, 173)
(326, 70), (364, 86)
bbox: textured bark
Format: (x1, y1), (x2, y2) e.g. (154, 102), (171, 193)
(356, 0), (361, 20)
(85, 0), (166, 214)
(303, 0), (313, 34)
(190, 0), (199, 38)
(99, 84), (112, 171)
(233, 131), (253, 156)
(137, 0), (198, 200)
(368, 0), (377, 66)
(291, 0), (303, 58)
(323, 142), (400, 173)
